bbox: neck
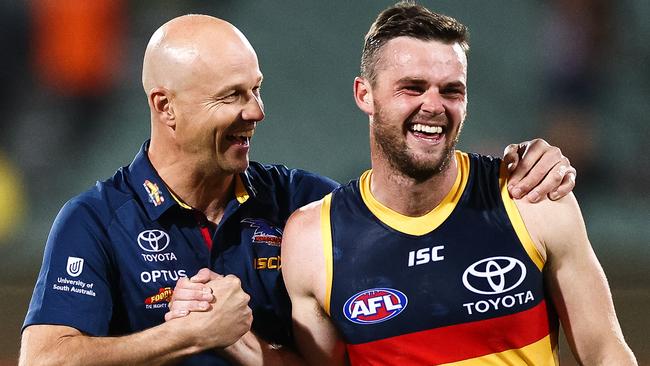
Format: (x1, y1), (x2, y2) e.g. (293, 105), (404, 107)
(149, 142), (235, 225)
(369, 153), (458, 217)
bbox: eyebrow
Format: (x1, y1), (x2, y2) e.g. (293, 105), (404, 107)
(395, 77), (465, 89)
(396, 77), (428, 86)
(444, 81), (466, 90)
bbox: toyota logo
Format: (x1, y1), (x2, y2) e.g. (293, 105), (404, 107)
(137, 230), (170, 252)
(462, 256), (526, 295)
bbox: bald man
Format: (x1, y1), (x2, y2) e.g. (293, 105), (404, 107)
(20, 14), (576, 366)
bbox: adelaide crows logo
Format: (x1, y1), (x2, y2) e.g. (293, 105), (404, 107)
(241, 218), (283, 247)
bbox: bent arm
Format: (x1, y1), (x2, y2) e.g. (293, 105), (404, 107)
(517, 195), (637, 365)
(165, 271), (307, 366)
(21, 275), (254, 366)
(20, 322), (203, 366)
(282, 201), (348, 366)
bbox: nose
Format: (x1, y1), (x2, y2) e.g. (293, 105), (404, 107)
(421, 90), (445, 116)
(242, 92), (265, 122)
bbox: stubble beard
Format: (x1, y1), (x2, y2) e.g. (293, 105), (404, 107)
(372, 104), (459, 182)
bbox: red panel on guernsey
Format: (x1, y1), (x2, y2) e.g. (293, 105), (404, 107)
(347, 300), (551, 365)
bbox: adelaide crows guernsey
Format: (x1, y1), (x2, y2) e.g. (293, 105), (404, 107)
(323, 151), (558, 365)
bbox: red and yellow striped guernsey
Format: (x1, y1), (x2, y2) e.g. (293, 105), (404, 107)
(322, 151), (559, 365)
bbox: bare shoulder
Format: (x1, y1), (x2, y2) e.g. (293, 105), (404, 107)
(286, 198), (324, 230)
(283, 198), (325, 254)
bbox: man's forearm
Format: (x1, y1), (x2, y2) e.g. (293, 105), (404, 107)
(219, 331), (306, 366)
(20, 322), (204, 366)
(587, 340), (638, 366)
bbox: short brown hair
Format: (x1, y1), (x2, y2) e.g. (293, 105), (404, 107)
(361, 1), (469, 83)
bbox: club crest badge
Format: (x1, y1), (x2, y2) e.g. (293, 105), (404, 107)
(241, 218), (283, 247)
(143, 179), (165, 207)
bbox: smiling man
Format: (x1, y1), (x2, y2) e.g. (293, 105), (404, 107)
(281, 2), (637, 365)
(21, 12), (579, 366)
(19, 15), (338, 365)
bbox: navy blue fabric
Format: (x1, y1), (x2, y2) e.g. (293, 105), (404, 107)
(23, 140), (339, 365)
(327, 153), (546, 344)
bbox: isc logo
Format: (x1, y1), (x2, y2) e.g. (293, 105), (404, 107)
(343, 288), (408, 324)
(408, 245), (444, 267)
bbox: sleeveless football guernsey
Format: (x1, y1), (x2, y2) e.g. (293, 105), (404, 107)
(322, 151), (558, 365)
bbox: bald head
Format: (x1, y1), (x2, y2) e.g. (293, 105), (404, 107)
(142, 14), (257, 95)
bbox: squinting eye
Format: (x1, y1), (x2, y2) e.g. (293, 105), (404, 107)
(404, 86), (423, 93)
(221, 92), (239, 103)
(444, 89), (464, 97)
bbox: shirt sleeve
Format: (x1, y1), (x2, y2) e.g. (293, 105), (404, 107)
(287, 169), (340, 212)
(23, 198), (114, 336)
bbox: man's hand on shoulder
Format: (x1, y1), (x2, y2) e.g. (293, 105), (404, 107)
(503, 138), (576, 202)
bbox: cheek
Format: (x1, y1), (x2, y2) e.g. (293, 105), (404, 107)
(447, 101), (466, 122)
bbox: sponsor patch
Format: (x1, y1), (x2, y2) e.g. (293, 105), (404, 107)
(52, 276), (96, 297)
(343, 288), (407, 324)
(145, 287), (173, 305)
(241, 218), (282, 247)
(143, 179), (165, 207)
(66, 256), (84, 277)
(462, 256), (527, 295)
(137, 229), (170, 253)
(253, 256), (281, 270)
(140, 269), (187, 283)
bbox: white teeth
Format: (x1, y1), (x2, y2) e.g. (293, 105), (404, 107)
(233, 130), (254, 138)
(411, 124), (442, 134)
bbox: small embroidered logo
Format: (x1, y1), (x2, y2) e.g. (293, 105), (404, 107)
(143, 180), (165, 207)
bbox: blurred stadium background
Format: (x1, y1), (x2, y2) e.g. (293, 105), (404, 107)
(0, 0), (648, 364)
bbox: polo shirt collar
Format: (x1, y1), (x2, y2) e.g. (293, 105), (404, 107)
(127, 140), (255, 220)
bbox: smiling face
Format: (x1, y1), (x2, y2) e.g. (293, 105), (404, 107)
(144, 16), (265, 176)
(365, 37), (468, 181)
(171, 35), (264, 175)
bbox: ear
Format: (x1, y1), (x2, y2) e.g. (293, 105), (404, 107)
(148, 88), (176, 128)
(353, 77), (374, 116)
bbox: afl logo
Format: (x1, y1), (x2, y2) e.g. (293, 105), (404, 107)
(343, 288), (408, 324)
(137, 230), (170, 253)
(462, 256), (526, 295)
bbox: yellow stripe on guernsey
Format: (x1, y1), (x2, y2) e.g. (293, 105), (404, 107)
(499, 163), (545, 271)
(440, 334), (557, 365)
(359, 151), (470, 236)
(234, 174), (250, 204)
(321, 193), (334, 316)
(169, 175), (250, 209)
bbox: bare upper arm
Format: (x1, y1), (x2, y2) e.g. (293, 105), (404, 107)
(515, 194), (636, 364)
(282, 199), (348, 365)
(282, 201), (326, 303)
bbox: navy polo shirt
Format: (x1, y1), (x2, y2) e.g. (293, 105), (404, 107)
(23, 140), (339, 365)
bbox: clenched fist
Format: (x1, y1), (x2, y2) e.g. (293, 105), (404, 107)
(168, 273), (252, 350)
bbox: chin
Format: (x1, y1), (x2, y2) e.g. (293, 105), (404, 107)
(233, 159), (251, 173)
